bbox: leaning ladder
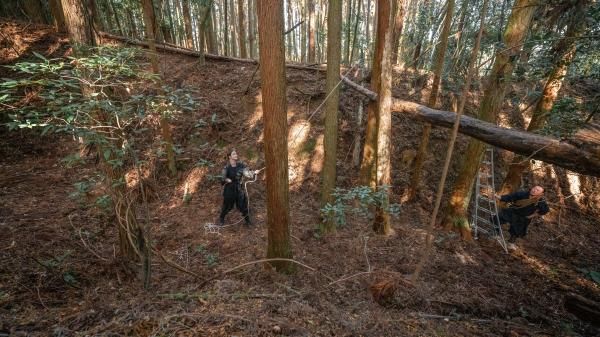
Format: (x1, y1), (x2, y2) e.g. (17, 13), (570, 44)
(471, 146), (508, 253)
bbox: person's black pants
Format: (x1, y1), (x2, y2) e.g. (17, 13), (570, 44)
(219, 190), (249, 223)
(492, 208), (529, 238)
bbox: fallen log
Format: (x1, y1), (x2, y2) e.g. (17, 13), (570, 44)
(341, 77), (600, 177)
(99, 32), (327, 72)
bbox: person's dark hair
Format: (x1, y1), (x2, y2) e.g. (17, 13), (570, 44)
(227, 148), (237, 160)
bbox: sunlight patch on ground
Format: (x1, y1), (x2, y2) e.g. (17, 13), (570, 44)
(567, 172), (582, 202)
(454, 251), (480, 266)
(246, 91), (263, 130)
(309, 135), (324, 174)
(166, 166), (209, 209)
(125, 166), (150, 188)
(288, 120), (311, 186)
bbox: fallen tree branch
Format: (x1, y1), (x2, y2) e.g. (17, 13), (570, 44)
(342, 77), (600, 177)
(99, 32), (326, 72)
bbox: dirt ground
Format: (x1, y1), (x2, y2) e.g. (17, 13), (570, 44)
(1, 20), (599, 337)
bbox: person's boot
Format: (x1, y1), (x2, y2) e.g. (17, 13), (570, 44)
(244, 215), (252, 226)
(219, 217), (225, 226)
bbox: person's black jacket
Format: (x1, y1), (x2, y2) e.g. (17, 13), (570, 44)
(499, 190), (550, 217)
(220, 162), (247, 198)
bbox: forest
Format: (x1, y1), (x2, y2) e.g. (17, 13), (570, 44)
(0, 0), (599, 336)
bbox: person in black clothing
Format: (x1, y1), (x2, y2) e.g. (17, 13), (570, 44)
(493, 185), (550, 243)
(219, 149), (258, 226)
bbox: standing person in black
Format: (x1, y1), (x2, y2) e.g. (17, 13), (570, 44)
(493, 185), (550, 245)
(219, 149), (258, 226)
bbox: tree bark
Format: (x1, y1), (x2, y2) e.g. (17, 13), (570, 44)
(181, 0), (194, 49)
(390, 0), (405, 65)
(248, 0), (256, 58)
(61, 0), (94, 46)
(237, 0), (247, 58)
(307, 0), (316, 63)
(197, 1), (213, 65)
(206, 2), (217, 53)
(409, 0), (454, 201)
(257, 0), (293, 273)
(108, 0), (124, 36)
(500, 0), (590, 194)
(350, 0), (362, 64)
(321, 0), (342, 232)
(22, 0), (47, 24)
(49, 0), (66, 32)
(359, 0), (395, 235)
(223, 0), (229, 55)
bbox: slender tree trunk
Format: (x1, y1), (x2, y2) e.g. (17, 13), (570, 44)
(442, 0), (537, 235)
(126, 7), (138, 38)
(49, 0), (66, 32)
(344, 0), (353, 64)
(257, 0), (293, 273)
(181, 0), (194, 49)
(390, 0), (406, 64)
(248, 0), (256, 58)
(108, 0), (124, 36)
(197, 2), (213, 64)
(238, 0), (247, 58)
(408, 0), (454, 200)
(307, 0), (316, 63)
(350, 0), (362, 64)
(229, 0), (238, 56)
(451, 0), (470, 71)
(321, 0), (342, 232)
(163, 0), (176, 43)
(22, 0), (47, 24)
(223, 0), (229, 55)
(364, 0), (371, 63)
(206, 3), (217, 53)
(372, 0), (395, 235)
(500, 1), (589, 194)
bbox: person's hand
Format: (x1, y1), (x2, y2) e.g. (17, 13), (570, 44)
(254, 170), (260, 175)
(225, 178), (232, 183)
(526, 213), (538, 219)
(494, 193), (501, 199)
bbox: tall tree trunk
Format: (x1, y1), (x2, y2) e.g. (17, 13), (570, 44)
(500, 1), (589, 194)
(364, 0), (371, 63)
(350, 0), (362, 64)
(442, 0), (537, 235)
(321, 0), (342, 232)
(22, 0), (47, 24)
(238, 0), (248, 58)
(344, 0), (353, 64)
(373, 0), (395, 235)
(223, 0), (229, 55)
(206, 2), (217, 53)
(451, 0), (470, 71)
(161, 0), (175, 43)
(257, 0), (293, 272)
(229, 0), (238, 56)
(49, 0), (66, 32)
(108, 0), (124, 37)
(61, 0), (94, 47)
(307, 0), (316, 63)
(408, 0), (454, 200)
(390, 0), (405, 64)
(248, 0), (255, 58)
(197, 1), (213, 64)
(182, 0), (194, 49)
(126, 7), (138, 38)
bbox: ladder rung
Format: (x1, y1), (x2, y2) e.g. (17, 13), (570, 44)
(477, 208), (494, 214)
(479, 196), (495, 203)
(482, 160), (492, 164)
(475, 216), (491, 224)
(479, 173), (492, 178)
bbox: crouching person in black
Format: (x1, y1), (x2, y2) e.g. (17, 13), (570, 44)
(493, 185), (549, 244)
(219, 149), (258, 226)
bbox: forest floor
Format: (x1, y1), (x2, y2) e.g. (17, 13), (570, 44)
(1, 20), (600, 337)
